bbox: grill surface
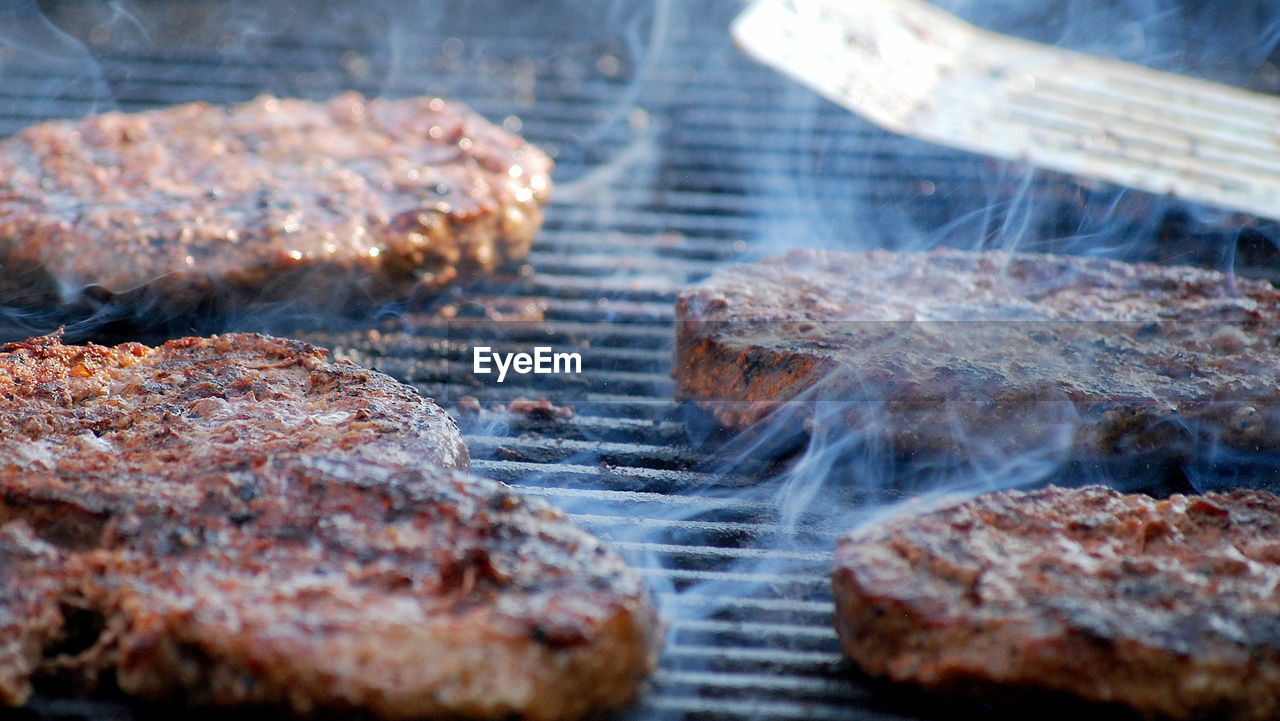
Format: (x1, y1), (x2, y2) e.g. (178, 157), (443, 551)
(0, 2), (1269, 720)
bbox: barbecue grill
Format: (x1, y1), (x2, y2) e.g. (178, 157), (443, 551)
(5, 1), (1278, 719)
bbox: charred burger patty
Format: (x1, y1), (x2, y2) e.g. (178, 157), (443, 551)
(0, 333), (658, 720)
(834, 485), (1280, 720)
(675, 248), (1280, 459)
(0, 93), (552, 310)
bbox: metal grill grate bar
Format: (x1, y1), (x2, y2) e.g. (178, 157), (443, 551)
(3, 3), (1198, 719)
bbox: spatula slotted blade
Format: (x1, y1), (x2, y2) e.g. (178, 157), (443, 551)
(733, 0), (1280, 220)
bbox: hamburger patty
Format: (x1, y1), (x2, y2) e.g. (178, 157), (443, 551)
(833, 485), (1280, 720)
(675, 248), (1280, 458)
(0, 93), (552, 310)
(0, 334), (659, 720)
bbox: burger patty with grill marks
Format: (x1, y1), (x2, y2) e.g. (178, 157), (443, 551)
(0, 92), (552, 310)
(0, 333), (659, 720)
(834, 485), (1280, 720)
(675, 248), (1280, 459)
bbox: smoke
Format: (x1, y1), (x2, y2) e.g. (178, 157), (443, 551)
(0, 1), (114, 126)
(942, 0), (1280, 84)
(651, 2), (1280, 668)
(2, 2), (1280, 714)
(739, 0), (1280, 274)
(0, 0), (693, 342)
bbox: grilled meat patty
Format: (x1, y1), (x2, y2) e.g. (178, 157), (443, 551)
(675, 248), (1280, 459)
(833, 485), (1280, 720)
(0, 334), (659, 720)
(0, 93), (552, 310)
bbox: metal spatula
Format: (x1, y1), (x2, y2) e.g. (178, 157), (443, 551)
(732, 0), (1280, 221)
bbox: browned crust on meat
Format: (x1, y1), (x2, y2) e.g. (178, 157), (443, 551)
(0, 93), (552, 310)
(0, 331), (469, 491)
(833, 485), (1280, 720)
(675, 248), (1280, 458)
(0, 334), (659, 720)
(0, 526), (65, 707)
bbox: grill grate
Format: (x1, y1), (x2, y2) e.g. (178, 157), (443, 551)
(0, 3), (1249, 720)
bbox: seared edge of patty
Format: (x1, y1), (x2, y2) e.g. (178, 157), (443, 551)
(833, 485), (1280, 720)
(1, 465), (661, 720)
(675, 248), (1280, 458)
(0, 331), (468, 488)
(0, 334), (660, 720)
(0, 93), (552, 309)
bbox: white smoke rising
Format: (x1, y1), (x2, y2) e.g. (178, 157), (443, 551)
(645, 6), (1280, 674)
(0, 1), (114, 120)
